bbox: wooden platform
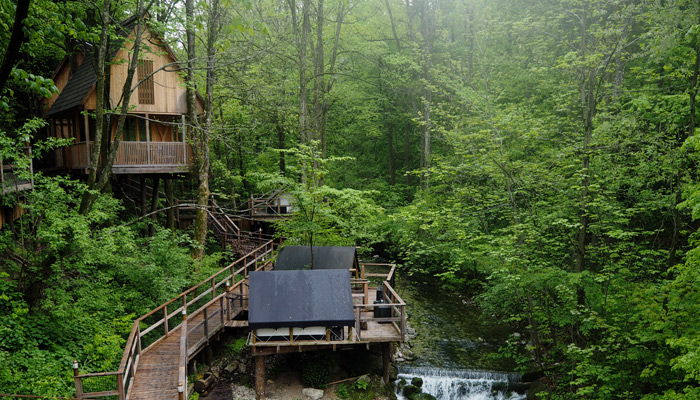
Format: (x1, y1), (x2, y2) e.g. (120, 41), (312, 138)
(130, 300), (245, 399)
(70, 244), (405, 400)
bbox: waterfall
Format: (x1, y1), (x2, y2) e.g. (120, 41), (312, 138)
(396, 366), (527, 400)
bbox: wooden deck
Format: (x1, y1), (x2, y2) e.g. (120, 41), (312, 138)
(61, 141), (192, 174)
(130, 299), (247, 399)
(71, 244), (405, 400)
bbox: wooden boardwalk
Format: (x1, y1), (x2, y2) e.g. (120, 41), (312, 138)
(71, 243), (406, 400)
(130, 299), (246, 399)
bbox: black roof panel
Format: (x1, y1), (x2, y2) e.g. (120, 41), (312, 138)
(248, 269), (355, 329)
(275, 245), (357, 271)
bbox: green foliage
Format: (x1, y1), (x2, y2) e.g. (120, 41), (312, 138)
(252, 142), (386, 250)
(301, 357), (332, 389)
(224, 337), (248, 358)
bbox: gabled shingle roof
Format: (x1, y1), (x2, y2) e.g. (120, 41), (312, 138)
(45, 53), (96, 117)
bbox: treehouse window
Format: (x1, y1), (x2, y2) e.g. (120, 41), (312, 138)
(137, 59), (155, 104)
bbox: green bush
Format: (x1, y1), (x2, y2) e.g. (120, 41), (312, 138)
(301, 359), (331, 388)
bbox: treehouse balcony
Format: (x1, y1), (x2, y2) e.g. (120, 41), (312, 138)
(1, 146), (34, 194)
(58, 141), (192, 174)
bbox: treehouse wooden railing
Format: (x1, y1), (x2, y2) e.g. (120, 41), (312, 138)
(1, 146), (34, 194)
(72, 239), (280, 400)
(249, 263), (406, 347)
(247, 195), (292, 218)
(65, 141), (192, 169)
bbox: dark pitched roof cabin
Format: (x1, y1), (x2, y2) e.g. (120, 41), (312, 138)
(274, 245), (359, 271)
(248, 269), (355, 341)
(40, 17), (204, 174)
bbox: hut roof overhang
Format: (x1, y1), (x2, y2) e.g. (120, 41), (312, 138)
(248, 269), (355, 329)
(274, 245), (358, 271)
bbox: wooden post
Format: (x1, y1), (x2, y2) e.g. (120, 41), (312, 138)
(149, 177), (160, 236)
(225, 281), (231, 322)
(164, 305), (169, 336)
(181, 115), (186, 143)
(382, 342), (390, 384)
(83, 113), (90, 163)
(166, 178), (175, 230)
(117, 372), (125, 400)
(255, 355), (266, 400)
(140, 175), (147, 235)
(211, 277), (216, 300)
(73, 360), (83, 399)
(203, 308), (209, 341)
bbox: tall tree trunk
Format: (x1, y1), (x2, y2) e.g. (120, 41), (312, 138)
(669, 35), (700, 269)
(275, 116), (286, 176)
(79, 0), (111, 214)
(81, 0), (149, 214)
(186, 0), (206, 260)
(418, 0), (433, 190)
(384, 0), (401, 51)
(378, 58), (396, 185)
(0, 0), (30, 93)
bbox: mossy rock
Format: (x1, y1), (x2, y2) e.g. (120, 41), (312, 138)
(411, 377), (423, 388)
(410, 393), (437, 400)
(403, 384), (421, 397)
(396, 378), (407, 390)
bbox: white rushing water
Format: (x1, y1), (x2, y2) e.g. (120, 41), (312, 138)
(396, 367), (527, 400)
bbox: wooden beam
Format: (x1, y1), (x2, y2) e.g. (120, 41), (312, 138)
(255, 355), (266, 400)
(382, 342), (390, 384)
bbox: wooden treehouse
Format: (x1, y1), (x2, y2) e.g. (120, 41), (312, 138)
(40, 17), (204, 175)
(66, 242), (406, 400)
(248, 188), (294, 219)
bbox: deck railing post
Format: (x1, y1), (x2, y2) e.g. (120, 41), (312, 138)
(73, 360), (83, 399)
(211, 277), (216, 300)
(118, 371), (125, 400)
(203, 308), (209, 341)
(354, 307), (361, 341)
(401, 305), (406, 342)
(225, 281), (231, 322)
(164, 305), (169, 336)
(136, 324), (142, 355)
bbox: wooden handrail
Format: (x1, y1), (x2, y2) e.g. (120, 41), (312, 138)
(74, 240), (278, 399)
(178, 315), (187, 400)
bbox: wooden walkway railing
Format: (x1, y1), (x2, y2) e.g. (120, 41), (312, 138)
(72, 240), (280, 400)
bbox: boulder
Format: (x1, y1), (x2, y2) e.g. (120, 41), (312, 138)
(411, 377), (423, 388)
(302, 387), (324, 400)
(410, 393), (437, 400)
(403, 385), (421, 398)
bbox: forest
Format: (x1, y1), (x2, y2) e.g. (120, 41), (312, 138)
(1, 0), (700, 398)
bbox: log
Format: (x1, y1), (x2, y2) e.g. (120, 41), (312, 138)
(194, 372), (216, 393)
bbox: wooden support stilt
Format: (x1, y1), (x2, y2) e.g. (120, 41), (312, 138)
(149, 176), (160, 236)
(255, 355), (266, 400)
(165, 178), (175, 230)
(382, 342), (390, 384)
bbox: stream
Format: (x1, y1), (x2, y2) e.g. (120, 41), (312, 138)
(394, 277), (527, 400)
